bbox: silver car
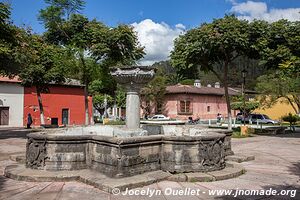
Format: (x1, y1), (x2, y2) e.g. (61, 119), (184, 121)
(149, 114), (170, 121)
(249, 114), (280, 124)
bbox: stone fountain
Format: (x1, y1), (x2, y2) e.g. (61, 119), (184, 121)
(4, 66), (241, 192)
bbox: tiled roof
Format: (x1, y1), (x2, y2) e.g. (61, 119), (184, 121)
(0, 76), (84, 87)
(0, 76), (21, 83)
(166, 84), (238, 96)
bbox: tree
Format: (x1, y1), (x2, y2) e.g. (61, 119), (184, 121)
(171, 15), (257, 130)
(39, 1), (96, 125)
(39, 0), (144, 124)
(19, 35), (67, 124)
(255, 20), (300, 72)
(256, 70), (300, 114)
(93, 94), (113, 116)
(254, 20), (300, 114)
(0, 2), (28, 75)
(231, 95), (260, 115)
(141, 68), (167, 116)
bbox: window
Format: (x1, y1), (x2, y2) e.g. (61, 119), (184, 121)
(257, 115), (263, 120)
(207, 106), (210, 112)
(178, 100), (192, 115)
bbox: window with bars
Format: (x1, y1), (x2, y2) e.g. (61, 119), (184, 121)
(178, 100), (192, 115)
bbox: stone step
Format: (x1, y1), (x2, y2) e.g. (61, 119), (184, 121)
(4, 164), (171, 193)
(167, 163), (245, 182)
(4, 163), (246, 193)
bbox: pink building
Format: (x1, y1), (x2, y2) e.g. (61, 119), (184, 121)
(144, 81), (239, 120)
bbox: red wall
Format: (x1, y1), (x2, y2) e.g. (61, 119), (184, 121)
(23, 86), (93, 126)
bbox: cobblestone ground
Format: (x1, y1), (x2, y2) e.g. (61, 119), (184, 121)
(0, 128), (299, 200)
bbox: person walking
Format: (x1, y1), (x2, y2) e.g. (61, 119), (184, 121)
(217, 113), (222, 125)
(27, 113), (33, 129)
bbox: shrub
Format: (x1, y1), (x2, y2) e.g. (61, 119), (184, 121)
(281, 113), (300, 132)
(282, 113), (300, 124)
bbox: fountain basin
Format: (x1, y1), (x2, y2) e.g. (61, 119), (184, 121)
(26, 131), (226, 178)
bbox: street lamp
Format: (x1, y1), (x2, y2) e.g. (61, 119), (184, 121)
(241, 69), (247, 126)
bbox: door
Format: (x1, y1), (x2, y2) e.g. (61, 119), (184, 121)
(0, 107), (9, 125)
(62, 109), (69, 125)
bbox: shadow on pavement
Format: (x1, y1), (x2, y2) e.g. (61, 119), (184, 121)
(253, 131), (300, 139)
(0, 129), (36, 139)
(271, 131), (300, 138)
(215, 162), (300, 200)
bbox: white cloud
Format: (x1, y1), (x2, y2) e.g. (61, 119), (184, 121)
(230, 1), (300, 22)
(132, 19), (185, 66)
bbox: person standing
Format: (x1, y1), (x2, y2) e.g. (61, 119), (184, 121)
(217, 113), (223, 125)
(27, 113), (33, 129)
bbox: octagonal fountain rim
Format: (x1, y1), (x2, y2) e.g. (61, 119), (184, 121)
(27, 130), (226, 142)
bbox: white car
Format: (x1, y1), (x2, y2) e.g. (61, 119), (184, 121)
(149, 114), (170, 121)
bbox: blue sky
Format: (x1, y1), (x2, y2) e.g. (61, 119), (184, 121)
(10, 0), (233, 32)
(8, 0), (300, 64)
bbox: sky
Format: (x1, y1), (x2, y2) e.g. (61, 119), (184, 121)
(8, 0), (300, 65)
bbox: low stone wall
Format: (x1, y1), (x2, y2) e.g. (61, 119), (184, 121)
(26, 132), (226, 178)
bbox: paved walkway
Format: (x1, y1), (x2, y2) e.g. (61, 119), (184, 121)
(0, 129), (299, 199)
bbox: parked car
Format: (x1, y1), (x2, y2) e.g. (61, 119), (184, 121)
(249, 114), (280, 124)
(148, 114), (170, 121)
(236, 112), (250, 123)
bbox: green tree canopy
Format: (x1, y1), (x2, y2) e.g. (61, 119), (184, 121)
(171, 15), (259, 130)
(231, 95), (260, 115)
(0, 2), (29, 75)
(19, 35), (69, 124)
(39, 0), (145, 124)
(256, 70), (300, 114)
(141, 68), (167, 116)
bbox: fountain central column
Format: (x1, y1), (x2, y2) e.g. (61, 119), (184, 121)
(126, 90), (140, 129)
(111, 66), (155, 133)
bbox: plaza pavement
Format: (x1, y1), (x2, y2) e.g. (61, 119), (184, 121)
(0, 128), (299, 200)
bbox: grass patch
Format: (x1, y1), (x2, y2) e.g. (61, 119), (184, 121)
(105, 120), (125, 125)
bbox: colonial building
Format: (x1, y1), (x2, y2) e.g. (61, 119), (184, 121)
(0, 76), (92, 127)
(144, 80), (239, 120)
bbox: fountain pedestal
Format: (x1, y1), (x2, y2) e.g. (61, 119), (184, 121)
(126, 91), (140, 129)
(111, 66), (155, 135)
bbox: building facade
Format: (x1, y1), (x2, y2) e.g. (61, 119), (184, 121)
(0, 76), (93, 127)
(24, 85), (93, 127)
(143, 81), (239, 120)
